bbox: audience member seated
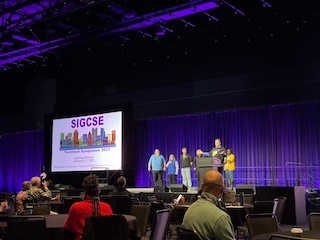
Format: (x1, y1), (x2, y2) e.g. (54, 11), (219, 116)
(64, 174), (113, 240)
(28, 176), (53, 202)
(182, 170), (235, 240)
(111, 176), (133, 197)
(15, 181), (32, 214)
(0, 199), (11, 214)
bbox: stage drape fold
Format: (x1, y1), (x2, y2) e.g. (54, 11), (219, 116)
(0, 130), (44, 193)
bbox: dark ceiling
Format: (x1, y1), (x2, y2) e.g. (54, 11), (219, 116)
(1, 0), (320, 88)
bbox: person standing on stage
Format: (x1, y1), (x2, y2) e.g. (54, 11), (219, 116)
(194, 149), (205, 189)
(197, 138), (227, 174)
(166, 154), (179, 185)
(148, 148), (166, 186)
(180, 147), (193, 191)
(224, 148), (236, 191)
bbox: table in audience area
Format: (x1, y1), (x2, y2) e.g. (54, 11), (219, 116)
(252, 230), (320, 240)
(225, 203), (254, 229)
(167, 204), (190, 224)
(48, 200), (65, 213)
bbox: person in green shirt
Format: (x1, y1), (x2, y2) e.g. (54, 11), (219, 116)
(182, 170), (235, 240)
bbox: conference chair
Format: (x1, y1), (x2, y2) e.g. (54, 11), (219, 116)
(22, 198), (34, 208)
(112, 195), (133, 214)
(82, 214), (130, 240)
(130, 202), (151, 237)
(25, 203), (51, 215)
(245, 213), (280, 239)
(0, 192), (11, 202)
(237, 200), (275, 240)
(272, 197), (287, 224)
(148, 208), (173, 240)
(11, 195), (17, 213)
(253, 200), (275, 213)
(176, 225), (201, 240)
(149, 201), (166, 231)
(100, 194), (133, 214)
(308, 212), (320, 230)
(61, 197), (82, 214)
(6, 215), (47, 240)
(147, 195), (158, 203)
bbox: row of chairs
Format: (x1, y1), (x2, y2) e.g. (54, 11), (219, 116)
(20, 195), (134, 215)
(17, 195), (162, 239)
(82, 207), (173, 240)
(131, 195), (192, 240)
(237, 196), (287, 240)
(5, 210), (320, 240)
(4, 209), (170, 240)
(6, 215), (47, 240)
(241, 211), (320, 240)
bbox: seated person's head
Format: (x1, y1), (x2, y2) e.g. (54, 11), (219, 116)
(0, 199), (9, 213)
(22, 181), (31, 191)
(83, 174), (100, 197)
(201, 170), (224, 199)
(196, 149), (202, 156)
(30, 176), (41, 188)
(117, 176), (126, 189)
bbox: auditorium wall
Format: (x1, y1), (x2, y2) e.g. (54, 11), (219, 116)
(55, 61), (320, 120)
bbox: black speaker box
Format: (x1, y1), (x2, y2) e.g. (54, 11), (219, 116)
(235, 184), (255, 194)
(170, 184), (187, 192)
(154, 186), (169, 193)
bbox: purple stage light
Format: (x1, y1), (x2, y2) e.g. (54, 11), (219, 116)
(12, 34), (39, 45)
(160, 2), (218, 21)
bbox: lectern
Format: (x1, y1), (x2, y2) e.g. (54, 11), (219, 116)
(196, 157), (222, 188)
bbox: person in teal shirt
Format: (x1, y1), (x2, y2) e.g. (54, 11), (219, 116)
(148, 149), (166, 186)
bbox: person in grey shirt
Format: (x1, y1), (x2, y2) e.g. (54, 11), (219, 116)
(197, 138), (227, 174)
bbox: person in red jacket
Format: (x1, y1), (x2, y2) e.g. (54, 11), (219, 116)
(64, 174), (113, 240)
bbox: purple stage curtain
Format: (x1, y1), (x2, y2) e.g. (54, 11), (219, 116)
(1, 101), (320, 192)
(0, 130), (44, 193)
(134, 101), (320, 188)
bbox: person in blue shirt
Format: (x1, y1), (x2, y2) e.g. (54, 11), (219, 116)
(148, 149), (166, 186)
(166, 154), (179, 184)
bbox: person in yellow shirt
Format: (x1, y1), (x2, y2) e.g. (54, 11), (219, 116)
(224, 148), (236, 191)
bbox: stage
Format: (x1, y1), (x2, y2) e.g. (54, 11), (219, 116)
(126, 187), (198, 194)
